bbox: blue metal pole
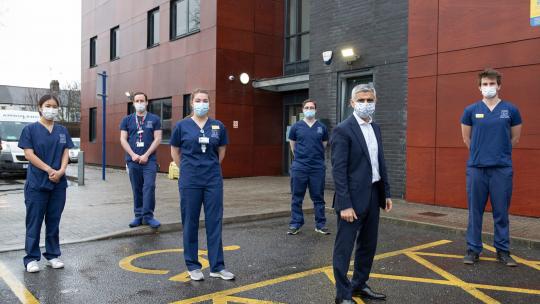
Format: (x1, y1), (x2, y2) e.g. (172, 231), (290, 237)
(101, 71), (107, 181)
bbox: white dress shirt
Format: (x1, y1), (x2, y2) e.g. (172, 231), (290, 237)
(353, 112), (381, 183)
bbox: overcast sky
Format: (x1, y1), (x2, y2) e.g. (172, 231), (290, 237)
(0, 0), (81, 88)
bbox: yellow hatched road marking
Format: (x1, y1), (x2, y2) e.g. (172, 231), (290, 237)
(406, 253), (500, 304)
(414, 252), (498, 261)
(0, 261), (39, 304)
(483, 244), (540, 271)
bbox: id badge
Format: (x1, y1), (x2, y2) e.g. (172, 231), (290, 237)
(199, 137), (210, 144)
(136, 142), (145, 147)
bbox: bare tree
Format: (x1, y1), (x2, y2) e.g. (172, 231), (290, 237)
(59, 81), (81, 123)
(23, 87), (42, 112)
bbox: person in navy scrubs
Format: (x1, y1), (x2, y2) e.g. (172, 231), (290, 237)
(461, 69), (522, 266)
(18, 94), (74, 273)
(331, 84), (392, 303)
(287, 99), (330, 235)
(120, 92), (162, 228)
(170, 89), (234, 281)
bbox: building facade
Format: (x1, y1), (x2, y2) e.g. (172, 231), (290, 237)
(81, 0), (539, 217)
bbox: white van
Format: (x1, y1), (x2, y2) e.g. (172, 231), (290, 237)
(0, 110), (40, 174)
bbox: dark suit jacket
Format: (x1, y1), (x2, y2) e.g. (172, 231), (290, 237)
(331, 115), (391, 215)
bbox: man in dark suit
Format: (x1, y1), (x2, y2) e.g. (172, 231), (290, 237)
(331, 84), (393, 304)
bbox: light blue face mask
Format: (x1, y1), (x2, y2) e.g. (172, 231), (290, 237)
(193, 102), (209, 117)
(303, 109), (316, 118)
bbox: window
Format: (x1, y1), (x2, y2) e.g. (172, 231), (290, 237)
(148, 7), (160, 47)
(127, 102), (135, 115)
(89, 107), (97, 142)
(170, 0), (200, 40)
(110, 26), (119, 60)
(90, 36), (97, 67)
(148, 98), (172, 143)
(284, 0), (310, 75)
(338, 71), (373, 122)
(182, 94), (191, 118)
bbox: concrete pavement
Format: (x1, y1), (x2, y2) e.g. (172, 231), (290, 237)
(0, 164), (538, 252)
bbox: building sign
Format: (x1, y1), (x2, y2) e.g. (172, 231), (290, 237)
(532, 0), (540, 26)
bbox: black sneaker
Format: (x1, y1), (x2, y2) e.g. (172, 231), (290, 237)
(287, 227), (300, 235)
(497, 251), (518, 267)
(463, 250), (479, 265)
(315, 227), (331, 235)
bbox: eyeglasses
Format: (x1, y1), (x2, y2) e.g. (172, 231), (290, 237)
(356, 99), (374, 103)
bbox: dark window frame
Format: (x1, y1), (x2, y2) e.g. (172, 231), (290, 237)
(182, 94), (191, 118)
(284, 0), (310, 75)
(110, 26), (120, 61)
(337, 69), (374, 122)
(148, 97), (173, 144)
(89, 107), (97, 143)
(147, 7), (160, 48)
(170, 0), (200, 41)
(89, 36), (97, 68)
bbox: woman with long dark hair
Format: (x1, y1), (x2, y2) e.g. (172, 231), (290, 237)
(18, 94), (74, 273)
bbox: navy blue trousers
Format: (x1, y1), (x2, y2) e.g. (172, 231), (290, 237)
(180, 186), (225, 272)
(127, 160), (157, 220)
(289, 169), (327, 229)
(23, 184), (66, 266)
(466, 166), (513, 253)
(333, 183), (380, 301)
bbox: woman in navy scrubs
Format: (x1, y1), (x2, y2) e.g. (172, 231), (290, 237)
(18, 94), (74, 273)
(170, 89), (234, 281)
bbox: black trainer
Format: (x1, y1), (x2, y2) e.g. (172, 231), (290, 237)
(315, 227), (331, 235)
(463, 250), (479, 265)
(287, 226), (300, 235)
(497, 251), (518, 267)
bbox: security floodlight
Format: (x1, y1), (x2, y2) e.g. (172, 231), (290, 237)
(239, 73), (250, 85)
(341, 48), (359, 65)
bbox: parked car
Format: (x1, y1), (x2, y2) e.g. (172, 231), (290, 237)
(69, 138), (80, 163)
(0, 110), (40, 175)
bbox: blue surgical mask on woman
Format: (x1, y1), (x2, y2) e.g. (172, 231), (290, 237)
(193, 102), (209, 117)
(303, 109), (316, 119)
(354, 102), (376, 119)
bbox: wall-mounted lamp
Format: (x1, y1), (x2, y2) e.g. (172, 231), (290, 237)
(239, 73), (250, 85)
(341, 48), (359, 65)
(125, 91), (133, 101)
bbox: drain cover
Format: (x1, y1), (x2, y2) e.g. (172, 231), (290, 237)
(418, 212), (447, 217)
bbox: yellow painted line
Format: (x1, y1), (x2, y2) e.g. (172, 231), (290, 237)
(483, 244), (540, 271)
(374, 240), (453, 260)
(471, 283), (540, 295)
(406, 253), (500, 304)
(370, 272), (457, 286)
(119, 249), (183, 275)
(0, 261), (40, 304)
(170, 267), (331, 304)
(414, 252), (498, 262)
(217, 295), (285, 303)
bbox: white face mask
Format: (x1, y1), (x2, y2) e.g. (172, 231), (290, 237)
(42, 108), (59, 121)
(481, 86), (498, 99)
(354, 102), (376, 119)
(134, 103), (146, 113)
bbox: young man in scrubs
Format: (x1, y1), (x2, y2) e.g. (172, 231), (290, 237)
(287, 99), (330, 235)
(461, 69), (522, 266)
(19, 94), (74, 273)
(170, 89), (234, 281)
(120, 92), (162, 228)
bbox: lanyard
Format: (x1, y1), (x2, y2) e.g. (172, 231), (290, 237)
(135, 114), (146, 142)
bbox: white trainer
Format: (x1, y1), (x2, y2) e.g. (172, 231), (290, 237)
(45, 258), (65, 269)
(210, 269), (235, 280)
(26, 261), (40, 273)
(188, 269), (204, 281)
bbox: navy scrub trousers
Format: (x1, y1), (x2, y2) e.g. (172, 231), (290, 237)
(288, 120), (329, 229)
(170, 117), (229, 272)
(461, 100), (522, 254)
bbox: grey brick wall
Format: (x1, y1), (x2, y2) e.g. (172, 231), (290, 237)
(309, 0), (408, 198)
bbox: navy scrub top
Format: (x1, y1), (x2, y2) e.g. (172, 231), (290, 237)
(288, 120), (329, 171)
(119, 112), (162, 162)
(170, 117), (228, 188)
(461, 100), (522, 168)
(18, 122), (74, 191)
